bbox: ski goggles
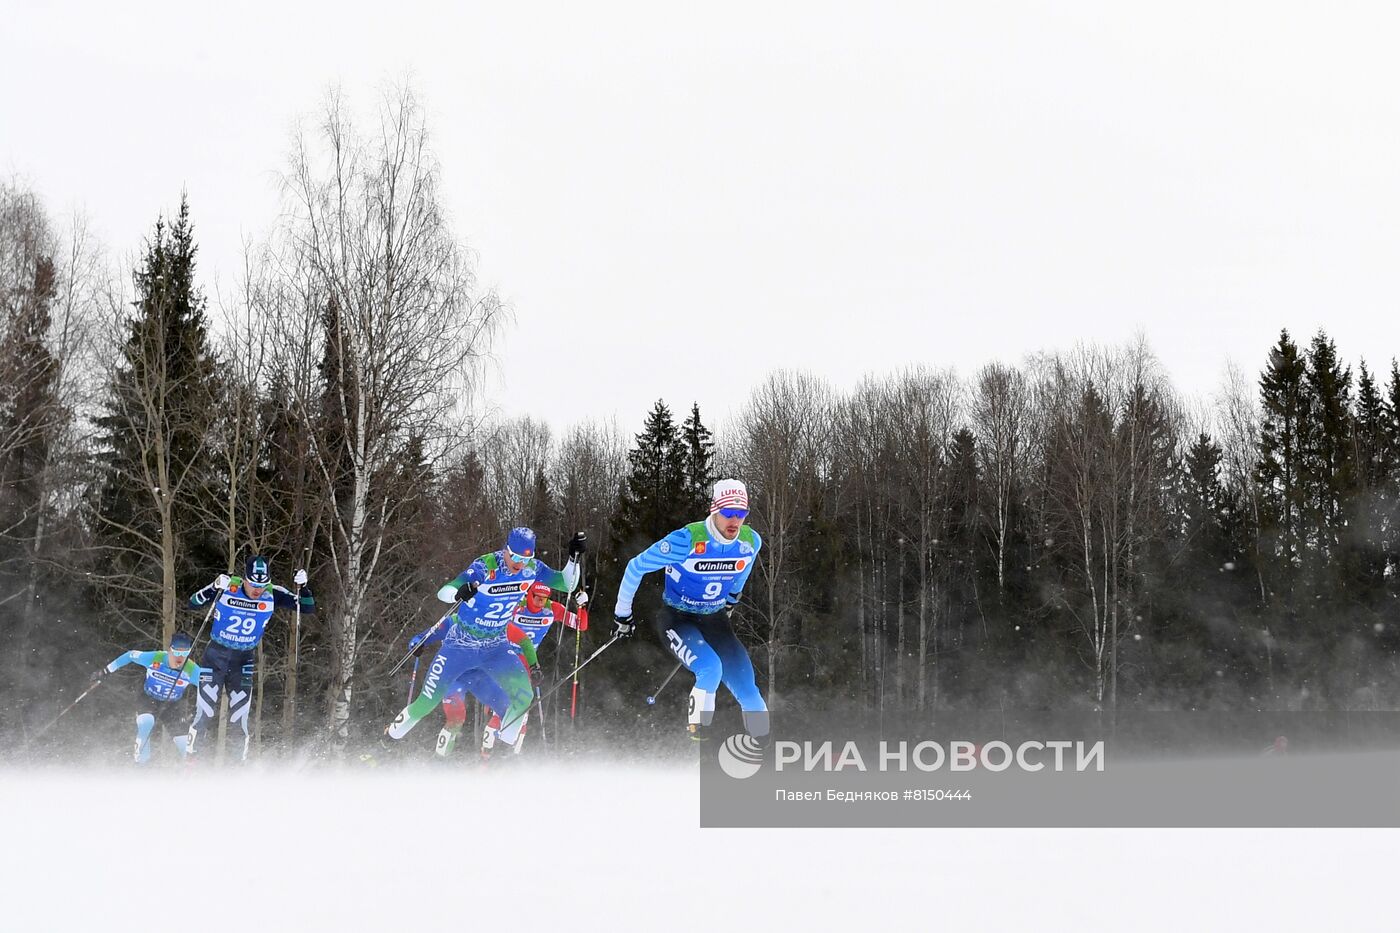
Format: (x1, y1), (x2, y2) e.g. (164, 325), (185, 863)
(716, 508), (749, 520)
(505, 549), (535, 566)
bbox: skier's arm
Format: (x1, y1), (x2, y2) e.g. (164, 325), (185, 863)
(183, 661), (209, 687)
(533, 558), (580, 596)
(506, 622), (539, 668)
(102, 650), (156, 675)
(188, 579), (229, 608)
(614, 529), (692, 617)
(437, 560), (489, 603)
(270, 584), (316, 616)
(408, 614), (449, 651)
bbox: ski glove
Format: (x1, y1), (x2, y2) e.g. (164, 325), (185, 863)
(612, 614), (636, 639)
(574, 590), (589, 608)
(568, 532), (587, 560)
(214, 573), (231, 591)
(528, 663), (544, 688)
(408, 632), (427, 653)
(294, 569), (308, 586)
(456, 581), (479, 602)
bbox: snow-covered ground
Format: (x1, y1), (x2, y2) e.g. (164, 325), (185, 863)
(0, 762), (1390, 931)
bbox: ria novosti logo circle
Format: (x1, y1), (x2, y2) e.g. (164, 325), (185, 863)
(717, 733), (765, 779)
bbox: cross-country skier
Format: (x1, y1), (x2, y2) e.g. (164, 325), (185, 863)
(405, 614), (541, 759)
(384, 527), (584, 756)
(477, 582), (590, 757)
(612, 479), (768, 743)
(90, 632), (205, 764)
(184, 556), (314, 761)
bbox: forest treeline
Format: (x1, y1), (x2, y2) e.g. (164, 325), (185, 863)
(3, 89), (1398, 754)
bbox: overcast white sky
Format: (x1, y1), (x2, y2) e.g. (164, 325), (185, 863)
(6, 1), (1400, 435)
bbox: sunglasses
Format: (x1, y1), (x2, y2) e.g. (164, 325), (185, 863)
(717, 508), (748, 520)
(506, 550), (535, 565)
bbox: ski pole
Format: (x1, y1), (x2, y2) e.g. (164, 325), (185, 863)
(569, 555), (587, 721)
(646, 662), (684, 706)
(24, 679), (104, 747)
(292, 581), (302, 693)
(178, 584), (224, 756)
(499, 633), (621, 733)
(27, 587), (221, 752)
(533, 686), (546, 750)
(406, 656), (420, 705)
(389, 601), (460, 676)
(185, 586), (220, 668)
(570, 625), (582, 719)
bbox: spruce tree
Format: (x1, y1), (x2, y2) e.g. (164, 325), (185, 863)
(615, 401), (689, 544)
(1354, 362), (1388, 489)
(1302, 330), (1354, 563)
(1346, 361), (1392, 602)
(941, 428), (985, 671)
(681, 402), (715, 514)
(1182, 433), (1227, 564)
(601, 401), (689, 627)
(92, 195), (222, 639)
(1255, 329), (1309, 592)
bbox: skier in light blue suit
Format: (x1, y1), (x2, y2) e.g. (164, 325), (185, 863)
(91, 632), (206, 763)
(613, 479), (769, 743)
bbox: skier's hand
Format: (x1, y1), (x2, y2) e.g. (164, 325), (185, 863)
(294, 569), (308, 586)
(89, 670), (105, 686)
(528, 663), (544, 688)
(567, 531), (587, 561)
(612, 614), (636, 639)
(408, 633), (426, 653)
(214, 573), (231, 591)
(574, 590), (589, 608)
(456, 581), (478, 602)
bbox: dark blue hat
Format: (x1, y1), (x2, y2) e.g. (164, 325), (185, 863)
(245, 555), (271, 586)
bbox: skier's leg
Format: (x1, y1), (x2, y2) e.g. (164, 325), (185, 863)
(227, 653), (254, 762)
(152, 695), (191, 756)
(187, 644), (229, 755)
(483, 646), (533, 749)
(436, 685), (467, 757)
(702, 615), (770, 740)
(511, 652), (529, 753)
(134, 712), (155, 764)
(146, 698), (185, 761)
(653, 606), (722, 731)
(388, 643), (474, 739)
(481, 709), (502, 754)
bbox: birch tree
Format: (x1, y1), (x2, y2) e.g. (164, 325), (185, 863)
(278, 86), (501, 747)
(887, 366), (958, 710)
(732, 370), (833, 700)
(970, 361), (1029, 597)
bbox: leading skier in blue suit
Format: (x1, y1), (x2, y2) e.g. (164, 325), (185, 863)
(612, 479), (769, 743)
